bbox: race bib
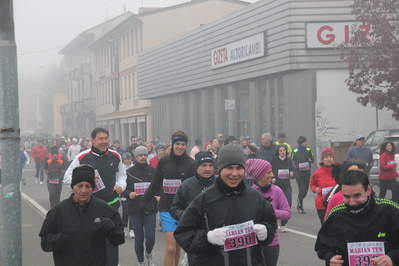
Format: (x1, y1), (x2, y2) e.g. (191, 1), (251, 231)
(278, 169), (290, 179)
(299, 162), (310, 171)
(48, 179), (59, 184)
(163, 179), (181, 194)
(322, 187), (333, 198)
(93, 169), (106, 193)
(347, 241), (384, 266)
(223, 220), (258, 251)
(134, 182), (151, 195)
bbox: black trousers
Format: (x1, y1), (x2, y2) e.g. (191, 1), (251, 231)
(379, 179), (399, 203)
(280, 186), (292, 226)
(106, 201), (121, 266)
(296, 172), (311, 207)
(262, 244), (280, 266)
(47, 182), (62, 208)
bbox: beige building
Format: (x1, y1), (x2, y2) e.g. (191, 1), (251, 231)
(58, 12), (133, 137)
(87, 0), (250, 147)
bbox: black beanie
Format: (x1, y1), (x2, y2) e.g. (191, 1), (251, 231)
(195, 138), (202, 146)
(195, 151), (214, 169)
(71, 164), (96, 189)
(297, 135), (307, 145)
(217, 144), (246, 173)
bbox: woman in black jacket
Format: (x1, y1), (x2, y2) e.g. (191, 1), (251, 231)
(122, 146), (157, 266)
(270, 145), (295, 232)
(39, 165), (124, 266)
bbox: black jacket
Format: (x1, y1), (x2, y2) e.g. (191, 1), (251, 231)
(64, 149), (126, 203)
(291, 146), (314, 176)
(140, 152), (196, 212)
(170, 174), (216, 221)
(315, 197), (399, 266)
(39, 195), (125, 266)
(122, 162), (157, 216)
(174, 179), (277, 266)
(258, 143), (277, 162)
(270, 156), (295, 189)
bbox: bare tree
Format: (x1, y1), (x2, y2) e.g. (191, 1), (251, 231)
(341, 0), (399, 120)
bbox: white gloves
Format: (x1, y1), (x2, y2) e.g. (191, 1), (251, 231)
(207, 228), (228, 245)
(207, 224), (267, 245)
(253, 224), (268, 241)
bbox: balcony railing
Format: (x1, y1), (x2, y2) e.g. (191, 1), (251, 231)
(60, 103), (72, 114)
(81, 63), (92, 75)
(70, 68), (82, 81)
(61, 98), (95, 115)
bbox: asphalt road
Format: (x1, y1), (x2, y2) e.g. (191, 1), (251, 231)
(1, 163), (389, 265)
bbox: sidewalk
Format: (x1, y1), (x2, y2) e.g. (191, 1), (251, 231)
(0, 191), (54, 265)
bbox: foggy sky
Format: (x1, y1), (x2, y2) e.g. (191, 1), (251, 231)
(14, 0), (257, 77)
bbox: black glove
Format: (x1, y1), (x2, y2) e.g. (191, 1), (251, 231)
(53, 231), (71, 249)
(98, 218), (116, 231)
(265, 196), (273, 203)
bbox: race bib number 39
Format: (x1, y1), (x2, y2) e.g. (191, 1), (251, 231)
(299, 162), (310, 171)
(134, 182), (150, 195)
(347, 241), (385, 266)
(163, 179), (181, 194)
(223, 220), (258, 251)
(278, 169), (290, 179)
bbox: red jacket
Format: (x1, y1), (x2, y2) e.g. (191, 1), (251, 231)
(310, 165), (337, 210)
(149, 156), (160, 168)
(379, 151), (398, 180)
(31, 146), (48, 162)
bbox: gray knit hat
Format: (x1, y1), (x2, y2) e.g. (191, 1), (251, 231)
(135, 146), (148, 157)
(217, 144), (246, 173)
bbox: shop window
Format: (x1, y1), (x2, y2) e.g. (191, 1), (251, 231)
(220, 87), (229, 137)
(269, 80), (275, 136)
(277, 75), (284, 132)
(208, 89), (215, 139)
(260, 80), (268, 133)
(195, 90), (202, 136)
(238, 92), (250, 138)
(184, 93), (191, 137)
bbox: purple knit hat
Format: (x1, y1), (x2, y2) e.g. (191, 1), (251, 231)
(245, 159), (272, 182)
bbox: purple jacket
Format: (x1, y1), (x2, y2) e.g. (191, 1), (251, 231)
(252, 184), (291, 246)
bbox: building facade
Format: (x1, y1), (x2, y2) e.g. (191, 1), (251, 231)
(87, 0), (250, 147)
(58, 12), (133, 137)
(137, 0), (399, 156)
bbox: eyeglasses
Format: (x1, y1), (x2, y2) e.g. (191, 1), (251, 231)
(357, 138), (365, 141)
(131, 139), (138, 142)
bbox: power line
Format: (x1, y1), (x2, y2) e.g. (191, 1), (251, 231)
(18, 45), (65, 55)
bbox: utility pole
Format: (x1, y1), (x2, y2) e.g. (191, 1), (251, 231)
(0, 0), (22, 265)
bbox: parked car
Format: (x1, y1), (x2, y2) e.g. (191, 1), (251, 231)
(369, 135), (399, 186)
(365, 129), (399, 152)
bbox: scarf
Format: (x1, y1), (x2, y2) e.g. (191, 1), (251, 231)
(216, 176), (246, 196)
(346, 195), (372, 215)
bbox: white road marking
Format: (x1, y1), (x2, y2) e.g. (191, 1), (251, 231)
(21, 191), (47, 217)
(285, 228), (317, 239)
